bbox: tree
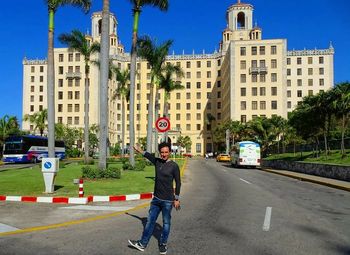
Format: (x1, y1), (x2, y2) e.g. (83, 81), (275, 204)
(98, 0), (110, 170)
(24, 109), (48, 136)
(0, 115), (21, 153)
(113, 68), (130, 158)
(332, 82), (350, 157)
(127, 0), (169, 166)
(45, 0), (91, 159)
(158, 63), (184, 142)
(58, 29), (100, 164)
(177, 135), (192, 153)
(137, 35), (173, 153)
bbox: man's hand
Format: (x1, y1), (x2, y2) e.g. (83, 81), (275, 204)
(133, 145), (144, 154)
(174, 200), (181, 211)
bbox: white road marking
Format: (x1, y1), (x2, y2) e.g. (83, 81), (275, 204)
(59, 205), (133, 211)
(222, 169), (227, 172)
(239, 178), (252, 184)
(0, 223), (20, 233)
(263, 207), (272, 231)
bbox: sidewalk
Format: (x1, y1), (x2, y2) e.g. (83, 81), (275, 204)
(261, 168), (350, 192)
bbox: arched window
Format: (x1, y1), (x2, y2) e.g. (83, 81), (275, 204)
(237, 12), (245, 29)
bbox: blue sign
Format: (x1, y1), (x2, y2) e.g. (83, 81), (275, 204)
(44, 162), (52, 169)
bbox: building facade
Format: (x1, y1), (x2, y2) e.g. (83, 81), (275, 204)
(22, 1), (334, 155)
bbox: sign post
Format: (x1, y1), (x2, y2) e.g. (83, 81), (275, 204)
(42, 158), (59, 193)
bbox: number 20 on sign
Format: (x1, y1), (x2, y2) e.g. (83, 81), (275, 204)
(155, 117), (170, 133)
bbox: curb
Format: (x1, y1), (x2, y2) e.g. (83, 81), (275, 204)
(0, 192), (154, 205)
(261, 168), (350, 192)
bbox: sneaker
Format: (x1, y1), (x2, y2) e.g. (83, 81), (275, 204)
(159, 243), (167, 254)
(128, 240), (145, 252)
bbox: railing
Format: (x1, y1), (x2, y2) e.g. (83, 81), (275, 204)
(66, 72), (82, 79)
(249, 66), (268, 74)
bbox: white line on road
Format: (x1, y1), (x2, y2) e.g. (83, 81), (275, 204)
(263, 207), (272, 231)
(60, 205), (133, 211)
(239, 178), (252, 184)
(222, 169), (227, 172)
(0, 223), (20, 233)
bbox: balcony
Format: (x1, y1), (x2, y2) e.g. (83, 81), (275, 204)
(66, 72), (82, 80)
(249, 66), (268, 74)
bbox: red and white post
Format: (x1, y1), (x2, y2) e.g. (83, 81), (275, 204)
(79, 178), (84, 197)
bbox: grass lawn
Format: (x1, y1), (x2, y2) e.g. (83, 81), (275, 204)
(264, 150), (350, 166)
(0, 158), (186, 197)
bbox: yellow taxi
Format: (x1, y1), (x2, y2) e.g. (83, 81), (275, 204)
(216, 153), (231, 162)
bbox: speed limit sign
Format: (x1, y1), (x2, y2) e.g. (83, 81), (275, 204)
(155, 117), (170, 133)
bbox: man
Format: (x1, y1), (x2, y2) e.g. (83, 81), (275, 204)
(128, 142), (181, 255)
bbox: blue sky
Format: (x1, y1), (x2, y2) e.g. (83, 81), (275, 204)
(0, 0), (349, 122)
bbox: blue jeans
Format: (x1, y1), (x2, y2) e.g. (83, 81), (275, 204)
(140, 197), (173, 247)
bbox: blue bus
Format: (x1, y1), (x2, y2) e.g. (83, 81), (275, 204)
(2, 135), (65, 163)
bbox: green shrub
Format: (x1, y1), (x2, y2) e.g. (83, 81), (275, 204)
(134, 159), (146, 171)
(120, 157), (128, 164)
(105, 167), (122, 179)
(86, 158), (95, 165)
(82, 166), (97, 178)
(122, 161), (133, 170)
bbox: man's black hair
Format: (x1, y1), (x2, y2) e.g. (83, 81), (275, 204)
(158, 141), (171, 152)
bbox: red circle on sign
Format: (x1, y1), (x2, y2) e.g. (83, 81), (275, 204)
(155, 117), (170, 133)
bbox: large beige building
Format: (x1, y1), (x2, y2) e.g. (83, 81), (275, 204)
(22, 1), (334, 155)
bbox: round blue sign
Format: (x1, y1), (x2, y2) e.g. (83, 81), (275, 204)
(44, 162), (52, 169)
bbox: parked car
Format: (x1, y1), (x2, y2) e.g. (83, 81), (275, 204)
(182, 153), (193, 158)
(216, 153), (231, 162)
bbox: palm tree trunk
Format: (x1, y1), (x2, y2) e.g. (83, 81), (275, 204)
(341, 114), (346, 157)
(84, 75), (90, 163)
(121, 97), (125, 158)
(147, 80), (154, 153)
(128, 10), (140, 166)
(163, 96), (169, 143)
(98, 0), (110, 170)
(47, 9), (55, 158)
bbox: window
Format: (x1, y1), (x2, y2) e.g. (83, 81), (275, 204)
(319, 68), (324, 75)
(297, 68), (302, 75)
(196, 103), (201, 110)
(271, 73), (277, 82)
(59, 66), (63, 74)
(67, 117), (72, 125)
(252, 101), (258, 110)
(31, 66), (35, 73)
(251, 60), (257, 68)
(207, 102), (211, 110)
(186, 124), (191, 131)
(59, 54), (64, 62)
(260, 87), (266, 96)
(176, 114), (180, 120)
(287, 80), (291, 87)
(319, 79), (324, 86)
(297, 79), (302, 86)
(207, 82), (211, 88)
(196, 72), (201, 78)
(207, 71), (211, 78)
(74, 104), (80, 112)
(252, 87), (258, 96)
(271, 101), (277, 109)
(186, 61), (191, 68)
(217, 81), (221, 87)
(40, 66), (44, 72)
(287, 58), (291, 65)
(217, 59), (221, 66)
(240, 60), (246, 70)
(287, 101), (292, 109)
(68, 91), (73, 99)
(197, 61), (201, 68)
(186, 82), (191, 89)
(58, 117), (63, 124)
(39, 105), (43, 111)
(297, 57), (302, 65)
(259, 46), (265, 55)
(186, 103), (191, 110)
(319, 56), (324, 64)
(68, 79), (73, 87)
(186, 72), (191, 79)
(74, 117), (79, 125)
(218, 70), (221, 77)
(308, 57), (313, 64)
(68, 53), (73, 62)
(58, 104), (63, 112)
(308, 68), (313, 75)
(308, 79), (313, 86)
(251, 46), (257, 55)
(68, 104), (73, 112)
(260, 101), (266, 110)
(176, 93), (180, 100)
(197, 124), (201, 131)
(252, 74), (258, 83)
(271, 87), (277, 96)
(271, 45), (277, 54)
(30, 95), (34, 102)
(260, 74), (266, 82)
(260, 60), (266, 67)
(240, 74), (246, 83)
(217, 113), (221, 120)
(31, 76), (35, 82)
(186, 113), (191, 120)
(207, 92), (211, 99)
(196, 82), (201, 89)
(186, 93), (191, 99)
(196, 143), (201, 153)
(271, 59), (277, 69)
(196, 92), (201, 99)
(217, 91), (221, 98)
(287, 69), (291, 76)
(147, 73), (151, 79)
(308, 90), (313, 96)
(207, 61), (211, 67)
(217, 102), (221, 109)
(58, 92), (63, 100)
(75, 53), (80, 61)
(287, 90), (291, 97)
(241, 88), (246, 96)
(240, 101), (246, 110)
(241, 115), (247, 123)
(30, 105), (34, 112)
(196, 113), (201, 120)
(75, 91), (80, 99)
(240, 47), (246, 56)
(297, 90), (302, 97)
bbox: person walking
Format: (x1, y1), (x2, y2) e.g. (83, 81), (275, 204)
(128, 142), (181, 254)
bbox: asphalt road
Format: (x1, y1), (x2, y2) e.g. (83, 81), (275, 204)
(0, 158), (349, 255)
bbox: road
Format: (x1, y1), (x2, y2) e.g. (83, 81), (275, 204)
(0, 158), (349, 254)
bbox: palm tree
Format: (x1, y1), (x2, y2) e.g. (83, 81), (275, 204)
(98, 0), (111, 170)
(113, 68), (130, 158)
(24, 109), (48, 136)
(0, 115), (20, 152)
(158, 63), (184, 142)
(127, 0), (169, 166)
(332, 82), (350, 157)
(58, 30), (100, 164)
(137, 35), (173, 153)
(45, 0), (91, 159)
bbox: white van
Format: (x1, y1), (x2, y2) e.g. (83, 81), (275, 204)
(231, 141), (261, 168)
